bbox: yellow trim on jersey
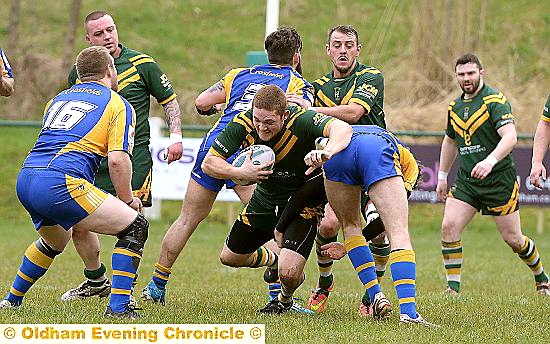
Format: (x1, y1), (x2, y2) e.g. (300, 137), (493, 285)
(287, 74), (306, 96)
(483, 92), (506, 104)
(322, 118), (336, 137)
(356, 67), (381, 76)
(118, 74), (141, 91)
(316, 90), (338, 107)
(285, 109), (304, 128)
(129, 54), (151, 62)
(398, 146), (420, 192)
(117, 66), (138, 82)
(449, 104), (490, 140)
(112, 270), (135, 278)
(158, 93), (177, 105)
(66, 175), (108, 214)
(341, 80), (356, 104)
(222, 68), (248, 101)
(541, 115), (550, 123)
(207, 148), (225, 158)
(275, 135), (298, 161)
(25, 243), (54, 269)
(273, 130), (292, 152)
(350, 98), (371, 113)
(392, 151), (404, 178)
(133, 58), (155, 66)
(313, 76), (330, 86)
(487, 181), (519, 215)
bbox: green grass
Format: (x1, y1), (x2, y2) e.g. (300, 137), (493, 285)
(1, 205), (550, 342)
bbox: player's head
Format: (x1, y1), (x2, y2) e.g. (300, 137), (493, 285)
(85, 11), (120, 57)
(265, 26), (302, 69)
(326, 25), (361, 76)
(76, 46), (118, 91)
(252, 85), (289, 141)
(455, 53), (484, 95)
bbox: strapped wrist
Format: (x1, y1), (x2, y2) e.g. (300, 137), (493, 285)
(438, 170), (449, 180)
(484, 154), (498, 167)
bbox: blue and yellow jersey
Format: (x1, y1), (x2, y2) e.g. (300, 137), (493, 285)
(0, 48), (13, 78)
(202, 64), (313, 149)
(22, 81), (135, 182)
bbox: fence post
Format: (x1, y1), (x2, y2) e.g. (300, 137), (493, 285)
(537, 208), (544, 234)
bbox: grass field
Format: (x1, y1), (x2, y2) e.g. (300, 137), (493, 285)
(1, 127), (550, 342)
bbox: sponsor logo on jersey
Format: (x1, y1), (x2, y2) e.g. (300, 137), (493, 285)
(250, 69), (284, 79)
(356, 84), (378, 100)
(160, 74), (172, 89)
(334, 87), (341, 101)
(463, 107), (469, 119)
(312, 113), (328, 126)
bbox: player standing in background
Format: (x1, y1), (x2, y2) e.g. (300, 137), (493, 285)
(0, 47), (14, 97)
(529, 94), (550, 188)
(0, 46), (147, 319)
(437, 54), (550, 295)
(62, 10), (183, 302)
(202, 85), (351, 314)
(141, 27), (314, 306)
(287, 24), (391, 317)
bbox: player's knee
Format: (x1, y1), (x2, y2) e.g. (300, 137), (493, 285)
(319, 217), (340, 237)
(441, 219), (460, 239)
(279, 268), (304, 289)
(115, 213), (149, 254)
(504, 234), (524, 252)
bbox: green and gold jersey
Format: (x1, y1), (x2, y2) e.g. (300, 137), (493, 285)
(69, 44), (176, 147)
(210, 106), (334, 205)
(312, 62), (385, 128)
(541, 94), (550, 122)
(446, 84), (515, 175)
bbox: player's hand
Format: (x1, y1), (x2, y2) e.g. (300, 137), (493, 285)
(237, 150), (273, 183)
(304, 150), (331, 175)
(286, 93), (309, 109)
(274, 229), (283, 248)
(127, 196), (143, 213)
(436, 179), (448, 202)
(471, 160), (493, 180)
(320, 242), (346, 260)
(164, 141), (183, 164)
(530, 162), (547, 190)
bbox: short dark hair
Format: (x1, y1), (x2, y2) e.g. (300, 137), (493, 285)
(327, 25), (360, 45)
(85, 10), (112, 27)
(264, 26), (302, 65)
(455, 53), (483, 70)
(253, 85), (287, 116)
(76, 46), (112, 82)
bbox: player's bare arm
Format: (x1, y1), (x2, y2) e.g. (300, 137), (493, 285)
(471, 123), (517, 180)
(195, 81), (226, 114)
(0, 74), (14, 97)
(530, 120), (550, 188)
(162, 98), (183, 163)
(436, 135), (458, 202)
(310, 102), (365, 124)
(202, 151), (273, 183)
(108, 150), (142, 212)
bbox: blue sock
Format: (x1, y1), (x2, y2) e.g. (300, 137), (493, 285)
(344, 235), (380, 302)
(390, 249), (417, 318)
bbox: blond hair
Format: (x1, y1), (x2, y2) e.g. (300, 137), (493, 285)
(76, 46), (112, 82)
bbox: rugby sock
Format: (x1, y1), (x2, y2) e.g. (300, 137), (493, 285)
(390, 249), (417, 318)
(344, 235), (380, 302)
(315, 232), (337, 290)
(84, 263), (108, 287)
(249, 247), (278, 268)
(442, 240), (463, 292)
(5, 238), (61, 306)
(371, 242), (391, 283)
(516, 236), (549, 284)
(268, 281), (281, 301)
(152, 262), (172, 290)
(109, 247), (141, 313)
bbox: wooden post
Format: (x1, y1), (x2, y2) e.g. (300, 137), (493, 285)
(227, 202), (236, 226)
(537, 208), (544, 235)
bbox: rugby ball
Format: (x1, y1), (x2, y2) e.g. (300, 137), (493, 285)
(231, 144), (275, 186)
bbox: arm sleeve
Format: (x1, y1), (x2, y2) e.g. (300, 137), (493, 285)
(287, 73), (314, 104)
(208, 112), (250, 159)
(349, 72), (384, 114)
(489, 95), (514, 129)
(107, 95), (136, 155)
(139, 59), (177, 105)
(445, 104), (456, 139)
